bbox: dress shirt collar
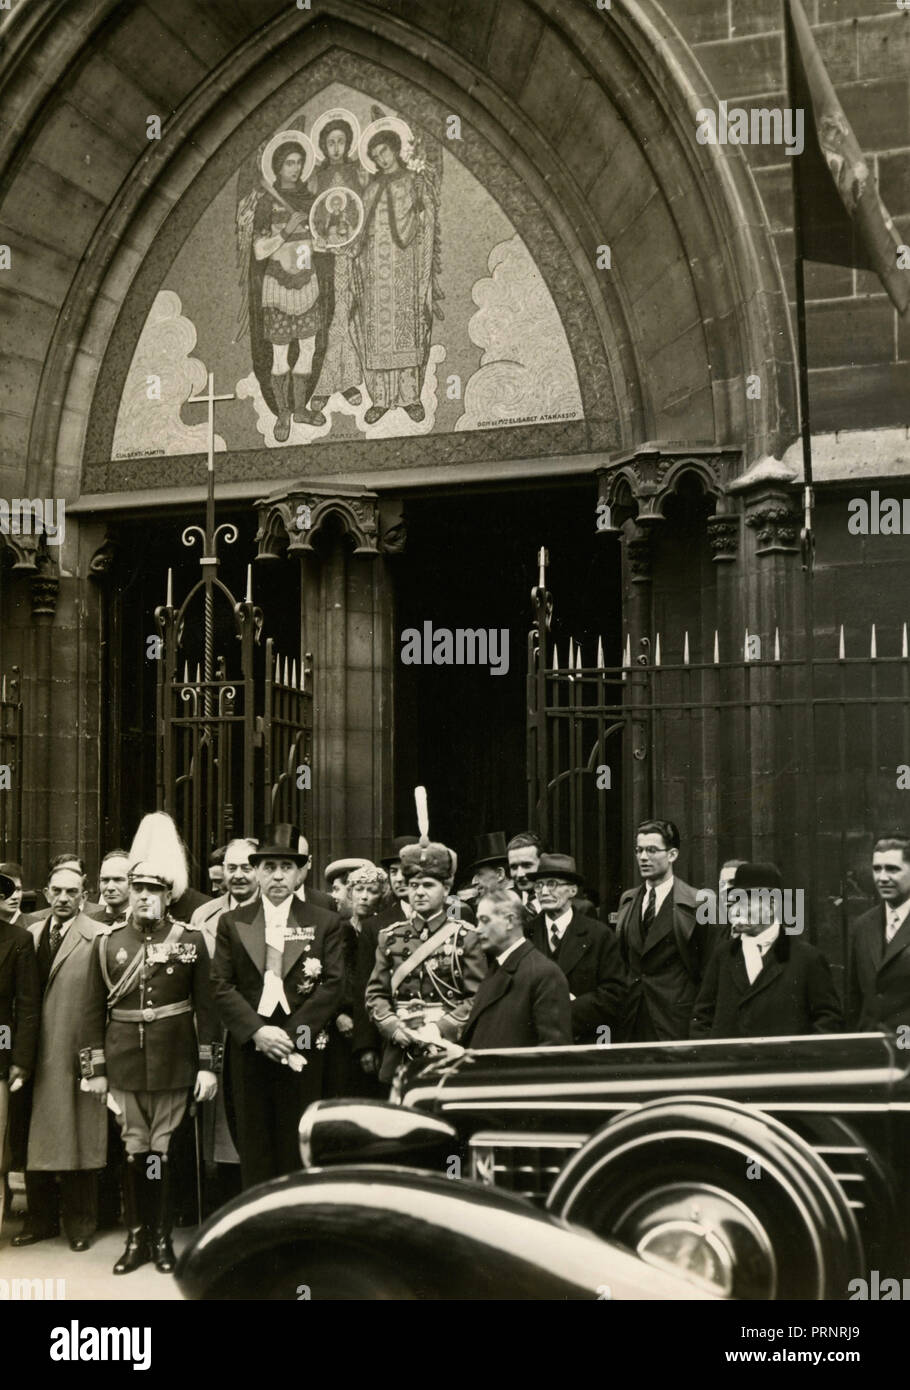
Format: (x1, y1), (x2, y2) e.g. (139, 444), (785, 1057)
(263, 896), (293, 930)
(886, 897), (910, 932)
(642, 876), (674, 917)
(544, 905), (573, 935)
(741, 920), (780, 953)
(496, 937), (525, 967)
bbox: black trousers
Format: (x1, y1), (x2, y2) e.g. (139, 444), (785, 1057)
(230, 1040), (323, 1190)
(24, 1169), (98, 1241)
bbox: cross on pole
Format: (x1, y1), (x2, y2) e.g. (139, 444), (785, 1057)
(187, 372), (235, 548)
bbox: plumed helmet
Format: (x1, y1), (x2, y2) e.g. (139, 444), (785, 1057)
(400, 841), (457, 885)
(127, 812), (189, 901)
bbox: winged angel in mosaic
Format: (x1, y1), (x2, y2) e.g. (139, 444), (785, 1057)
(234, 105), (443, 439)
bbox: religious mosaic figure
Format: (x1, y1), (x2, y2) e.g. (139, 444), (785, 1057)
(350, 118), (443, 425)
(305, 110), (368, 415)
(236, 130), (332, 438)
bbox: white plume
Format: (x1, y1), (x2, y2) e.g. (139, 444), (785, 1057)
(415, 786), (430, 846)
(128, 811), (189, 901)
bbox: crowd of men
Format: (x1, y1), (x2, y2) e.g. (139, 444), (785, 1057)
(1, 811), (909, 1276)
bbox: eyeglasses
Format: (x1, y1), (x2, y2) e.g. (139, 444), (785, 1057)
(536, 879), (571, 890)
(635, 847), (668, 857)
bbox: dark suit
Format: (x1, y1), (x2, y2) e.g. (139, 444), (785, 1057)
(462, 940), (572, 1049)
(530, 908), (626, 1042)
(0, 920), (40, 1081)
(297, 885), (338, 915)
(848, 903), (910, 1033)
(690, 930), (843, 1038)
(212, 896), (343, 1187)
(323, 919), (384, 1100)
(616, 877), (713, 1041)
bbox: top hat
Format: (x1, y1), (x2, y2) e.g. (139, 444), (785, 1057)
(249, 824), (309, 865)
(378, 835), (419, 868)
(0, 871), (16, 901)
(469, 831), (509, 873)
(732, 861), (783, 893)
(527, 852), (585, 887)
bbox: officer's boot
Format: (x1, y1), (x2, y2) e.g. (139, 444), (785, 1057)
(149, 1153), (176, 1273)
(112, 1154), (151, 1275)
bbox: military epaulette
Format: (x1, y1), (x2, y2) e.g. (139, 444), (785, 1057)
(378, 918), (410, 940)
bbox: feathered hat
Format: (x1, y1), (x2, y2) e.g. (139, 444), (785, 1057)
(400, 786), (457, 884)
(128, 811), (189, 900)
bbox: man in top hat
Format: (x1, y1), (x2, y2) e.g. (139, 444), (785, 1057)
(365, 841), (487, 1084)
(80, 852), (220, 1275)
(211, 824), (343, 1188)
(690, 863), (841, 1038)
(527, 854), (627, 1044)
(615, 819), (712, 1042)
(469, 832), (510, 892)
(463, 887), (572, 1050)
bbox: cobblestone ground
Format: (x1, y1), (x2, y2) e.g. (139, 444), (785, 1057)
(0, 1204), (187, 1301)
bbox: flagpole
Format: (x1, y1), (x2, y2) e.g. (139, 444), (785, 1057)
(785, 0), (814, 573)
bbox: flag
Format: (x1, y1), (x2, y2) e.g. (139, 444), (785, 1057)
(786, 0), (909, 314)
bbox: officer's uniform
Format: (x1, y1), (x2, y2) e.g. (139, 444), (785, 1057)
(80, 913), (220, 1151)
(366, 885), (486, 1084)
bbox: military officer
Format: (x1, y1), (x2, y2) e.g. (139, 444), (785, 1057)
(80, 848), (220, 1277)
(365, 841), (487, 1084)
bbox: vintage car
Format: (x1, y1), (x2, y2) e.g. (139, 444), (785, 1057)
(175, 1032), (910, 1300)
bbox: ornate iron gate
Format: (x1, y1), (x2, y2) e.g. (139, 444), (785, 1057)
(0, 666), (23, 860)
(527, 553), (906, 969)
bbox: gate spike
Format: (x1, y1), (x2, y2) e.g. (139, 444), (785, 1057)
(166, 568), (173, 609)
(623, 634), (631, 667)
(683, 631), (689, 666)
(713, 630), (719, 664)
(552, 642), (560, 673)
(575, 645), (583, 672)
(744, 628), (750, 661)
(284, 656), (290, 685)
(596, 636), (604, 669)
(274, 653), (281, 682)
(903, 623), (908, 659)
(838, 625), (845, 660)
(774, 627), (780, 662)
(195, 663), (201, 684)
(568, 637), (575, 670)
(291, 658), (297, 688)
(655, 633), (661, 666)
(183, 661), (189, 685)
(870, 623), (877, 660)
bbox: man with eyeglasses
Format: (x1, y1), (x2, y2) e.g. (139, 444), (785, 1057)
(615, 819), (712, 1042)
(526, 854), (626, 1043)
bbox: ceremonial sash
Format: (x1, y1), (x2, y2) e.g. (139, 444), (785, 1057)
(101, 918), (185, 1010)
(391, 918), (461, 995)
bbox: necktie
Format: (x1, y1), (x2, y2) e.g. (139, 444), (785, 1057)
(887, 910), (902, 944)
(641, 888), (655, 939)
(48, 920), (63, 958)
(548, 923), (561, 956)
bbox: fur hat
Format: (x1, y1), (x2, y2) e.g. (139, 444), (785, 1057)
(128, 812), (189, 901)
(400, 841), (457, 885)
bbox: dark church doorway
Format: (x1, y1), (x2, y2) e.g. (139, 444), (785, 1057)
(393, 479), (622, 883)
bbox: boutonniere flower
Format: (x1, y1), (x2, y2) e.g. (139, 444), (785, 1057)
(315, 1030), (329, 1050)
(303, 957), (322, 979)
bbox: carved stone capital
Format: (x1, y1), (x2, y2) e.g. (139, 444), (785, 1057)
(706, 515), (740, 563)
(598, 443), (742, 528)
(0, 529), (42, 572)
(743, 493), (800, 554)
(255, 484), (381, 559)
(30, 560), (60, 619)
